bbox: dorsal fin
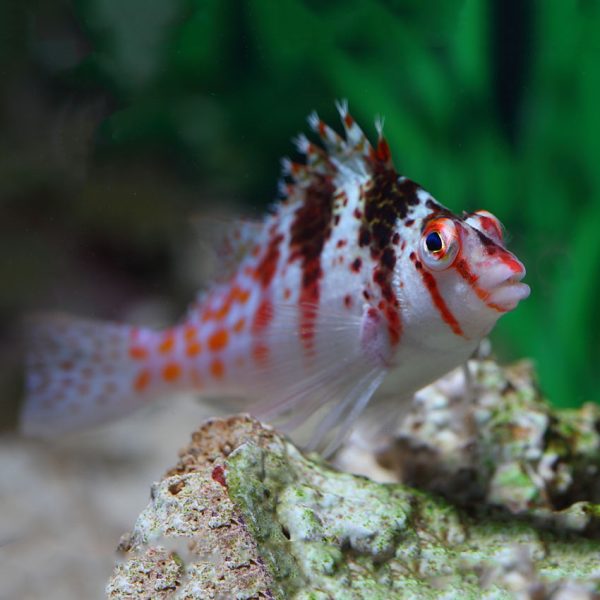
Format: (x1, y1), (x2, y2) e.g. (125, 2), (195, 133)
(189, 214), (263, 284)
(194, 104), (397, 283)
(279, 101), (396, 200)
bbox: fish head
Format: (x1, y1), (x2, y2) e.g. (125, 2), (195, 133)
(398, 207), (530, 346)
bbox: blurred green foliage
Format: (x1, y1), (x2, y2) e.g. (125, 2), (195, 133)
(1, 0), (599, 409)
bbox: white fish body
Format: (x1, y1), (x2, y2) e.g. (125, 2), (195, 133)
(22, 102), (530, 451)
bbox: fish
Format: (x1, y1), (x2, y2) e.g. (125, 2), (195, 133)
(21, 101), (530, 451)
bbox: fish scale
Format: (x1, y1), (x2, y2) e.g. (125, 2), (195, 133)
(21, 103), (530, 451)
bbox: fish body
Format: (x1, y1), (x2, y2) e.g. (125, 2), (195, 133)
(22, 103), (529, 448)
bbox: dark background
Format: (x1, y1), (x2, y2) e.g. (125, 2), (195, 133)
(1, 0), (599, 427)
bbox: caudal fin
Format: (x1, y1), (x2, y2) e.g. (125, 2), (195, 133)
(21, 313), (159, 438)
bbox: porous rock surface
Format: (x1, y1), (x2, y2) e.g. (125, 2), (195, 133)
(383, 359), (600, 534)
(107, 413), (600, 599)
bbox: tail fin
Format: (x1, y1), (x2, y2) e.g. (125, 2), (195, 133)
(21, 313), (159, 438)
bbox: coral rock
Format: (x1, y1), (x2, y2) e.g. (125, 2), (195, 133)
(107, 413), (600, 599)
(384, 359), (600, 534)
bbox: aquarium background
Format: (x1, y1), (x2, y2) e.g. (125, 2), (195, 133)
(2, 1), (598, 418)
(1, 2), (599, 598)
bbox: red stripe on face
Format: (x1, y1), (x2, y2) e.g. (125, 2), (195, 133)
(499, 254), (524, 273)
(453, 259), (506, 313)
(411, 255), (464, 337)
(420, 271), (464, 336)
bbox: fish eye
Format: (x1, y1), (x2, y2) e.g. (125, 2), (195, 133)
(425, 232), (444, 253)
(419, 218), (459, 271)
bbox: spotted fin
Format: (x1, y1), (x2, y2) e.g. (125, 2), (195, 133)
(21, 314), (161, 437)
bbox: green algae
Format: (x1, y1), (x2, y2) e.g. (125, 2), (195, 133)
(108, 408), (600, 599)
(393, 359), (600, 535)
(224, 434), (600, 598)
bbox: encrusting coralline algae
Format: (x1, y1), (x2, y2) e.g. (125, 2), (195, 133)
(107, 359), (600, 600)
(380, 358), (600, 532)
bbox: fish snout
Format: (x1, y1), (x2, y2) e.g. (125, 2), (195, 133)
(479, 255), (530, 311)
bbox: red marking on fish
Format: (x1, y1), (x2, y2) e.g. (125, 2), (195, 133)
(253, 299), (273, 333)
(289, 176), (335, 352)
(256, 231), (284, 288)
(411, 252), (464, 337)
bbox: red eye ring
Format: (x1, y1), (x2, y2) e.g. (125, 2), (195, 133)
(419, 218), (460, 271)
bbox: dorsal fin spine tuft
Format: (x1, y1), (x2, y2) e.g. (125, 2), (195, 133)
(280, 102), (396, 201)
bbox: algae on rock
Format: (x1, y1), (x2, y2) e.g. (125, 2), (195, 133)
(380, 359), (600, 534)
(107, 413), (600, 599)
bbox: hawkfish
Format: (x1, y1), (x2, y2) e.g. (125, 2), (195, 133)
(22, 102), (529, 451)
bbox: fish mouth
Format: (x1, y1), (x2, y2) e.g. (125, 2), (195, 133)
(481, 262), (530, 312)
(489, 280), (530, 311)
